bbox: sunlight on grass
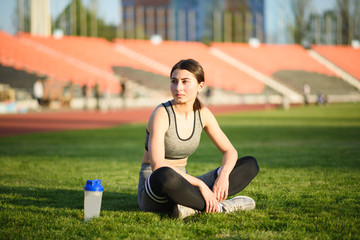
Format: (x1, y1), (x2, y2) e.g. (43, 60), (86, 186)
(0, 103), (359, 239)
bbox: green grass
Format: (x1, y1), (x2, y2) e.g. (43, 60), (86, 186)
(0, 103), (359, 239)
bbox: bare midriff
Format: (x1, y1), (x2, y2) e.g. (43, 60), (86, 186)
(141, 151), (188, 168)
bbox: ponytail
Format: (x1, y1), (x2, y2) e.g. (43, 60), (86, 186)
(193, 96), (202, 111)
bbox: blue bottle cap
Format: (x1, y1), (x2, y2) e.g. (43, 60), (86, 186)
(84, 179), (104, 192)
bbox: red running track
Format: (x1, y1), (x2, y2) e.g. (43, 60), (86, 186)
(0, 104), (275, 137)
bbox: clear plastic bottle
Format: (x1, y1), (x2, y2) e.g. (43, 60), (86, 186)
(84, 179), (104, 221)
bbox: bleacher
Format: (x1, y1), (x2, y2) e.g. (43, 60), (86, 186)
(210, 43), (356, 96)
(312, 45), (360, 82)
(1, 32), (85, 83)
(16, 32), (122, 94)
(273, 70), (358, 95)
(1, 30), (359, 113)
(211, 43), (335, 76)
(0, 65), (38, 98)
(114, 39), (265, 94)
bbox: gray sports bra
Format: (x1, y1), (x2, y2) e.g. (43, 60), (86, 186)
(145, 101), (203, 159)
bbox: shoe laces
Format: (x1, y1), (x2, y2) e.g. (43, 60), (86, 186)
(220, 197), (244, 212)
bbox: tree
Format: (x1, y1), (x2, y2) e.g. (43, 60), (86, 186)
(14, 0), (31, 33)
(290, 0), (312, 44)
(336, 0), (360, 45)
(54, 0), (118, 41)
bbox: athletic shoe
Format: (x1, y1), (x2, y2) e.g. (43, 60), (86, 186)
(219, 196), (256, 213)
(172, 204), (199, 219)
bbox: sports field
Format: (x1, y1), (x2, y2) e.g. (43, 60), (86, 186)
(0, 103), (359, 239)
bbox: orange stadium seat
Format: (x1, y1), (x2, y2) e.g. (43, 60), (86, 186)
(114, 39), (265, 94)
(1, 32), (123, 94)
(6, 30), (356, 98)
(17, 33), (174, 93)
(210, 43), (336, 77)
(312, 45), (360, 81)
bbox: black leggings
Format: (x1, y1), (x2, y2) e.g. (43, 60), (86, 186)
(148, 156), (259, 211)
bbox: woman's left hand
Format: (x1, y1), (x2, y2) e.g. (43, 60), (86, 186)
(212, 174), (229, 202)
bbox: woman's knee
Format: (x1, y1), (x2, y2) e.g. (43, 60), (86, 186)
(237, 156), (259, 177)
(150, 167), (183, 191)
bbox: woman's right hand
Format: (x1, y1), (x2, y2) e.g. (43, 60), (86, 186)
(199, 182), (219, 213)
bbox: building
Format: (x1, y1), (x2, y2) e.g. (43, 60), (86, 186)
(120, 0), (265, 43)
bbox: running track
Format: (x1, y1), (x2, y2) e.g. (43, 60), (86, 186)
(0, 104), (275, 137)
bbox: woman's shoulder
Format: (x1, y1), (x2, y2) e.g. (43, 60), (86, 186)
(147, 103), (170, 130)
(199, 106), (216, 127)
(150, 103), (168, 118)
(199, 106), (213, 117)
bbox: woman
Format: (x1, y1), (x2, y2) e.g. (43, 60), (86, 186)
(138, 59), (259, 218)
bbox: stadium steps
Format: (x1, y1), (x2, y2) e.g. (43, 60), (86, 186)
(273, 70), (359, 95)
(0, 64), (38, 97)
(308, 47), (360, 91)
(209, 43), (356, 103)
(114, 39), (266, 95)
(114, 43), (171, 76)
(210, 43), (335, 76)
(0, 32), (102, 93)
(17, 33), (121, 94)
(111, 66), (255, 106)
(112, 66), (169, 92)
(209, 46), (303, 103)
(2, 31), (359, 107)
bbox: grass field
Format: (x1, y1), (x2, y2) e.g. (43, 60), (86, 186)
(0, 103), (359, 239)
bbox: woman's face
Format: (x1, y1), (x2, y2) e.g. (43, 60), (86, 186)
(170, 69), (204, 105)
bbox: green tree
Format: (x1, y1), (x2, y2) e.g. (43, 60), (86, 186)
(336, 0), (360, 44)
(53, 0), (118, 41)
(290, 0), (312, 44)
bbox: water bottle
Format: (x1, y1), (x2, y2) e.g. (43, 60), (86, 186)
(84, 179), (104, 221)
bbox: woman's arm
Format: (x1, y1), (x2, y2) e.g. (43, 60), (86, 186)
(146, 105), (168, 171)
(201, 107), (238, 202)
(147, 105), (219, 212)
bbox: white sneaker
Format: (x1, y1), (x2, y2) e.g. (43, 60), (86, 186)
(172, 204), (199, 219)
(219, 196), (256, 212)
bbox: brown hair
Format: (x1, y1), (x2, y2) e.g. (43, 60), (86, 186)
(170, 59), (205, 111)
